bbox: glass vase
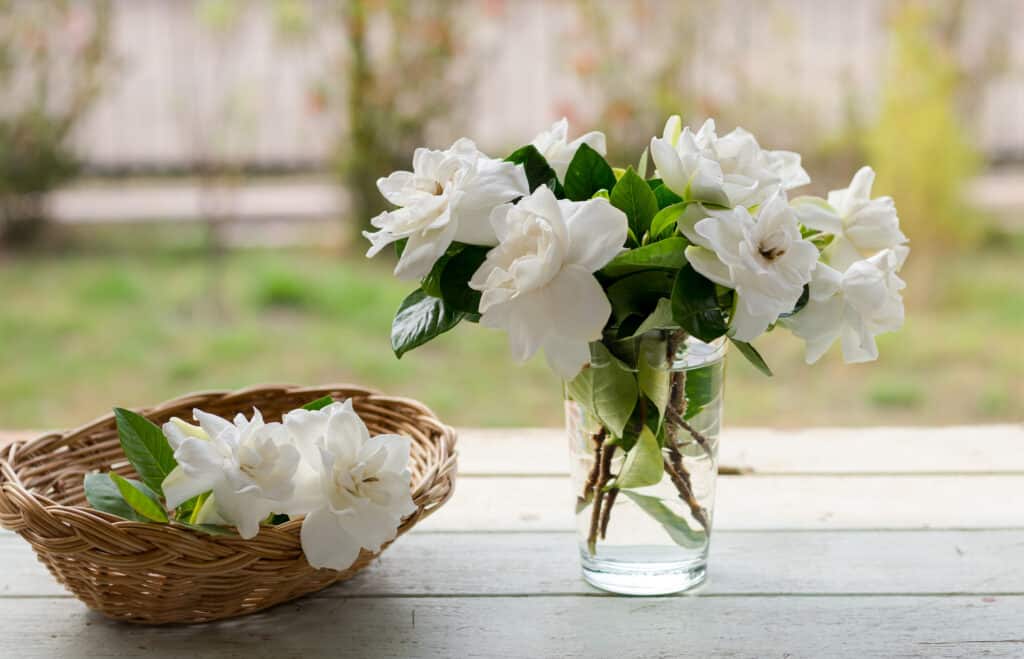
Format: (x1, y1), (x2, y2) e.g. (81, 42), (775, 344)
(565, 330), (726, 595)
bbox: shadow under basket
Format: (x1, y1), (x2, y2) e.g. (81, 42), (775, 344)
(0, 384), (457, 625)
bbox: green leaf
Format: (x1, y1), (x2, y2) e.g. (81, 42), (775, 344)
(113, 408), (177, 497)
(612, 428), (663, 490)
(610, 167), (659, 240)
(505, 145), (562, 195)
(670, 265), (729, 343)
(600, 237), (688, 278)
(563, 143), (617, 202)
(565, 343), (638, 438)
(606, 270), (676, 324)
(730, 339), (773, 376)
(391, 289), (464, 358)
(684, 360), (724, 420)
(637, 148), (649, 178)
(109, 472), (168, 523)
(649, 202), (689, 240)
(84, 473), (148, 522)
(439, 245), (489, 314)
(420, 247), (459, 298)
(302, 395), (334, 411)
(638, 357), (671, 425)
(620, 490), (706, 549)
(178, 522), (236, 536)
(653, 184), (683, 209)
(629, 298), (679, 337)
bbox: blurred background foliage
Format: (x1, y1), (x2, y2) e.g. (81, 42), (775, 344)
(0, 0), (1021, 429)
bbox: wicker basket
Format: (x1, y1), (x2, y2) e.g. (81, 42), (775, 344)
(0, 384), (457, 625)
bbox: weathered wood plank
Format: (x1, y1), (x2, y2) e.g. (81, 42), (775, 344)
(4, 595), (1023, 658)
(4, 530), (1024, 598)
(6, 425), (1024, 474)
(415, 475), (1024, 532)
(458, 426), (1024, 475)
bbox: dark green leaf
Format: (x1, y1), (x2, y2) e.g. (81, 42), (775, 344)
(730, 339), (773, 376)
(113, 408), (177, 497)
(84, 473), (148, 522)
(620, 491), (706, 548)
(684, 359), (724, 420)
(421, 246), (461, 298)
(302, 395), (334, 411)
(600, 237), (688, 278)
(606, 270), (676, 324)
(653, 184), (683, 209)
(629, 298), (679, 338)
(394, 238), (407, 258)
(670, 265), (729, 342)
(110, 472), (168, 523)
(439, 245), (489, 314)
(269, 513), (290, 525)
(391, 289), (465, 358)
(565, 343), (639, 438)
(610, 167), (660, 240)
(505, 145), (562, 195)
(562, 143), (617, 202)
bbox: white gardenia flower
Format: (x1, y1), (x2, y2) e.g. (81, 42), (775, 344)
(783, 248), (907, 364)
(531, 117), (608, 180)
(364, 138), (529, 280)
(283, 401), (416, 572)
(792, 166), (908, 271)
(469, 185), (628, 380)
(650, 115), (809, 207)
(162, 409), (301, 539)
(682, 191), (819, 342)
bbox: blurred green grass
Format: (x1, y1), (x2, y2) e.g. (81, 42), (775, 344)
(0, 242), (1020, 429)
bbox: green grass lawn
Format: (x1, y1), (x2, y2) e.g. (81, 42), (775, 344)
(0, 241), (1020, 430)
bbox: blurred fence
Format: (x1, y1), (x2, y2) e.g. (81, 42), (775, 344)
(68, 0), (1024, 172)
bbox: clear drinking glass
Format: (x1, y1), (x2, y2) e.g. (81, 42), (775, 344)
(566, 331), (726, 595)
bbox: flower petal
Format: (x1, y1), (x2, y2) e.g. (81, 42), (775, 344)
(162, 464), (219, 510)
(393, 217), (457, 280)
(563, 198), (628, 271)
(300, 508), (362, 571)
(791, 196), (842, 234)
(650, 137), (689, 197)
(729, 299), (776, 342)
(684, 245), (733, 288)
(542, 334), (592, 380)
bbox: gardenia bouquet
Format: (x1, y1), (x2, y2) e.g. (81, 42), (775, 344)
(83, 398), (416, 571)
(365, 116), (908, 554)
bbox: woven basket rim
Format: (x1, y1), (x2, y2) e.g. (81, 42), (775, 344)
(0, 382), (456, 532)
(0, 383), (458, 623)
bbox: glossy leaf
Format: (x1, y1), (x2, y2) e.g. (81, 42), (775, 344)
(606, 270), (676, 324)
(439, 245), (489, 314)
(505, 145), (562, 195)
(649, 202), (689, 240)
(600, 237), (688, 278)
(652, 184), (683, 209)
(683, 360), (723, 420)
(670, 265), (729, 342)
(302, 395), (334, 411)
(730, 338), (773, 376)
(563, 143), (617, 202)
(638, 357), (671, 424)
(84, 473), (148, 522)
(113, 408), (177, 497)
(391, 289), (464, 358)
(610, 167), (659, 240)
(110, 472), (168, 523)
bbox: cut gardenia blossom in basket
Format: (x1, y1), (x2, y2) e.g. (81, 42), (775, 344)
(82, 399), (416, 572)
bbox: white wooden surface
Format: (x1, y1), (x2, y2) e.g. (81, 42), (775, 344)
(2, 426), (1024, 658)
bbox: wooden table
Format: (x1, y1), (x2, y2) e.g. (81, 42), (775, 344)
(3, 426), (1024, 658)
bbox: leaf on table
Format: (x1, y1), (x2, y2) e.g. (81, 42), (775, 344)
(114, 407), (177, 497)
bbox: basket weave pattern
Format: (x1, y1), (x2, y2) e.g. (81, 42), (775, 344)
(0, 384), (457, 624)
